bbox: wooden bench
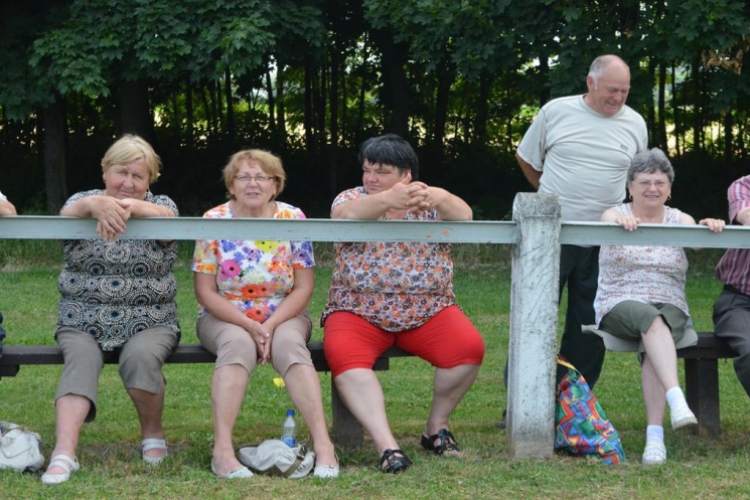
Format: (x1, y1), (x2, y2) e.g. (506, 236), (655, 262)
(1, 334), (738, 442)
(0, 341), (413, 449)
(677, 334), (738, 437)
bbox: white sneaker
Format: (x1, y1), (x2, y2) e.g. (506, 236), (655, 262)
(642, 442), (667, 465)
(670, 405), (698, 431)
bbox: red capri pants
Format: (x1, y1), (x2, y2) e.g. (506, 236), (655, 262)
(323, 305), (485, 378)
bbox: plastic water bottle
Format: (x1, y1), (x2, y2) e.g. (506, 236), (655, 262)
(280, 409), (297, 447)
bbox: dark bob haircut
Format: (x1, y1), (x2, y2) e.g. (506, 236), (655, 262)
(357, 134), (420, 180)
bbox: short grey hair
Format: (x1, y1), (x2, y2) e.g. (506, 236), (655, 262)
(588, 54), (627, 88)
(627, 148), (675, 184)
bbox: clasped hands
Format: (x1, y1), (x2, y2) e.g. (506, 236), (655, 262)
(91, 196), (134, 241)
(246, 319), (273, 365)
(388, 173), (436, 212)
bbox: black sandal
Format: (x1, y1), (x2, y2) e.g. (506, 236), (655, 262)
(421, 428), (460, 456)
(380, 448), (412, 473)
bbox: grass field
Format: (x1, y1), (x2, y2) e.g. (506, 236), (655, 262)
(1, 243), (749, 499)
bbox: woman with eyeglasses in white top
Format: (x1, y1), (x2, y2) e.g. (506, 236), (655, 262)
(595, 147), (724, 465)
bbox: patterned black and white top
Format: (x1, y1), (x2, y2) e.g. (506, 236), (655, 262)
(56, 189), (181, 351)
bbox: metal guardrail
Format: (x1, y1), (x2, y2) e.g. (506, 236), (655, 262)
(1, 216), (748, 247)
(0, 216), (518, 243)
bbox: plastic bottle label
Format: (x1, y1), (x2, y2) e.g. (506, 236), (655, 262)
(281, 436), (296, 447)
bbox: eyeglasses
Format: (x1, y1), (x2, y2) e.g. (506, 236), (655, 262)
(234, 174), (275, 184)
(635, 180), (669, 189)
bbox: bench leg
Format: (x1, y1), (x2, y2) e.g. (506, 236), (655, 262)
(331, 377), (364, 449)
(0, 365), (20, 378)
(684, 358), (720, 437)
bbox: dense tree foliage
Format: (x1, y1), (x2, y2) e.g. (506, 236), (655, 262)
(1, 0), (749, 218)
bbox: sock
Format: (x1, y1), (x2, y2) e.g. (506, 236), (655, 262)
(666, 386), (688, 412)
(646, 425), (664, 445)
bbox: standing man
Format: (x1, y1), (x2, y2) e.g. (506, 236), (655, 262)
(514, 54), (648, 390)
(713, 176), (750, 399)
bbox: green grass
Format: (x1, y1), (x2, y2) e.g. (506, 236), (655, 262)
(1, 248), (749, 498)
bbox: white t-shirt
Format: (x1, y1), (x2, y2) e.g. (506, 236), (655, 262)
(0, 190), (6, 201)
(517, 95), (648, 221)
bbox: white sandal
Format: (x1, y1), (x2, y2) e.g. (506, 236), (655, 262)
(313, 464), (340, 479)
(41, 454), (80, 485)
(141, 438), (168, 465)
(642, 442), (667, 465)
(211, 459), (254, 479)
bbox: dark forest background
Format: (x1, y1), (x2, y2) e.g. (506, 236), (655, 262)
(2, 0), (750, 219)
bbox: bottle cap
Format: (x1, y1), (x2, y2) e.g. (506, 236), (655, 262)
(286, 409), (295, 417)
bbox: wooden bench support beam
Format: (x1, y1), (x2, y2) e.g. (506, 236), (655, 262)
(685, 358), (721, 437)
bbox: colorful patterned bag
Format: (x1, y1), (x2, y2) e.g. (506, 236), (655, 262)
(554, 356), (625, 464)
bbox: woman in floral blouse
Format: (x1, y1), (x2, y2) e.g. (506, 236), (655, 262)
(192, 149), (337, 479)
(321, 134), (485, 473)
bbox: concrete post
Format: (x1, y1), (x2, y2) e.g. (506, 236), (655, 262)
(506, 192), (561, 458)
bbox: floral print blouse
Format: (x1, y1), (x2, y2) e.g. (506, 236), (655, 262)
(192, 201), (315, 322)
(321, 187), (456, 332)
(595, 203), (690, 326)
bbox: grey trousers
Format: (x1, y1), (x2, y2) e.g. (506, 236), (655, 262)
(713, 285), (750, 399)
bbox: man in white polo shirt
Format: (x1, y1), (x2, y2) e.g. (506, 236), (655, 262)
(516, 54), (648, 390)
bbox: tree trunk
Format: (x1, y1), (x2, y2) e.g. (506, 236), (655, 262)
(474, 71), (491, 146)
(341, 63), (348, 145)
(225, 68), (234, 142)
(43, 94), (68, 214)
(304, 56), (315, 153)
(186, 79), (194, 147)
(266, 61), (276, 132)
(724, 108), (733, 164)
(538, 53), (550, 107)
(672, 64), (680, 156)
(693, 61), (702, 151)
(119, 79), (155, 144)
(355, 37), (369, 144)
(200, 84), (213, 139)
(370, 28), (409, 137)
(215, 78), (224, 134)
(657, 63), (667, 150)
(276, 64), (286, 140)
(330, 48), (340, 196)
(315, 63), (327, 151)
(434, 60), (455, 153)
(647, 57), (656, 142)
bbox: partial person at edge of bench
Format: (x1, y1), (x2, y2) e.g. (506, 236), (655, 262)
(321, 134), (485, 474)
(42, 135), (180, 485)
(713, 173), (750, 404)
(0, 189), (17, 215)
(594, 147), (724, 466)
